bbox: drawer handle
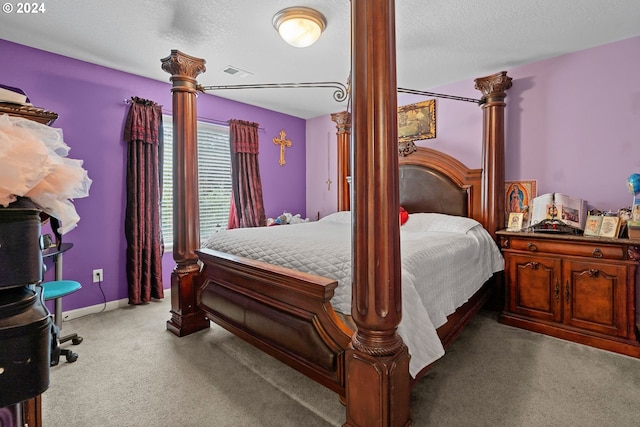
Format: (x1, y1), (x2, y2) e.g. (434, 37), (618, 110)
(527, 242), (538, 252)
(500, 238), (510, 249)
(565, 282), (570, 302)
(554, 280), (560, 302)
(592, 248), (603, 258)
(587, 269), (600, 277)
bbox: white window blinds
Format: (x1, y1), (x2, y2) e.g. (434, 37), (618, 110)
(161, 117), (232, 248)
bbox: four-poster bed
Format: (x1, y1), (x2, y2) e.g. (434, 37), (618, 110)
(197, 149), (504, 380)
(161, 2), (511, 425)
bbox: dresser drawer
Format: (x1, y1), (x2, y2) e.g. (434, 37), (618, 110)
(508, 238), (625, 260)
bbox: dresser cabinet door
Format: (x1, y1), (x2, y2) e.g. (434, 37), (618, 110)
(563, 259), (629, 337)
(507, 253), (562, 322)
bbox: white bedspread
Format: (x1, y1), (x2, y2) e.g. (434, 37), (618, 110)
(202, 211), (503, 376)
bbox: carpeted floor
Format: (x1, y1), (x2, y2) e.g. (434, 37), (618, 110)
(42, 297), (640, 426)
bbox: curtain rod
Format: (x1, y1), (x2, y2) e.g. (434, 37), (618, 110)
(122, 99), (265, 131)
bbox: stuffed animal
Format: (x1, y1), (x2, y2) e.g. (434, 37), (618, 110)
(267, 212), (310, 226)
(280, 213), (292, 224)
(288, 213), (309, 224)
(399, 206), (409, 225)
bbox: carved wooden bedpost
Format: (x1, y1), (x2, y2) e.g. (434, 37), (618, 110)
(475, 71), (512, 238)
(331, 111), (352, 212)
(161, 50), (210, 336)
(346, 1), (411, 426)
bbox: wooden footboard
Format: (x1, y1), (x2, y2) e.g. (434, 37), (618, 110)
(196, 248), (498, 396)
(195, 248), (353, 397)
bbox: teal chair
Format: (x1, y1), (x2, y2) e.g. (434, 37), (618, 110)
(41, 280), (83, 365)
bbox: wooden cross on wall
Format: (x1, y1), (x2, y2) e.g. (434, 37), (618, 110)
(273, 129), (291, 166)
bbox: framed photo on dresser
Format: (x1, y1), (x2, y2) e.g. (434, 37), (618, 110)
(599, 216), (620, 238)
(583, 215), (603, 237)
(507, 212), (524, 231)
(632, 202), (640, 222)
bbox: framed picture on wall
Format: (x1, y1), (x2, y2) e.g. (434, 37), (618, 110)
(397, 99), (436, 144)
(505, 180), (537, 227)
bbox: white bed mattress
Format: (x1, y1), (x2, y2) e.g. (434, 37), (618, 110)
(202, 211), (504, 376)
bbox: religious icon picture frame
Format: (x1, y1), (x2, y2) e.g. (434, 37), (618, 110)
(507, 212), (524, 231)
(505, 180), (537, 227)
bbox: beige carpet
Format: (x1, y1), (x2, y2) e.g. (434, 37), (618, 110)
(42, 297), (640, 426)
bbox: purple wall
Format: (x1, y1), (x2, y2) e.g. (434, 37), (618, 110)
(305, 115), (338, 220)
(1, 39), (306, 311)
(504, 35), (640, 211)
(307, 35), (640, 218)
(430, 35), (640, 213)
(5, 35), (640, 312)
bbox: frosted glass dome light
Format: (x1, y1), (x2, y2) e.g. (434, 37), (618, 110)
(273, 7), (327, 48)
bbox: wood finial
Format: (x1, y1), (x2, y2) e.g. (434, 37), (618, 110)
(161, 50), (206, 83)
(474, 71), (513, 103)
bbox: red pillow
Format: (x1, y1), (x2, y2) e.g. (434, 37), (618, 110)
(399, 207), (409, 225)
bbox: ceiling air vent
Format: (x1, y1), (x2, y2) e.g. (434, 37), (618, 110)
(221, 65), (253, 78)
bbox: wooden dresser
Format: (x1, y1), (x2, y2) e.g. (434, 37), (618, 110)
(497, 230), (640, 357)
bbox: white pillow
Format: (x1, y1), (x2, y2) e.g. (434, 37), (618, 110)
(401, 213), (480, 234)
(318, 210), (352, 224)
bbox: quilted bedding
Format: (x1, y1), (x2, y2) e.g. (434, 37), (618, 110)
(202, 211), (504, 376)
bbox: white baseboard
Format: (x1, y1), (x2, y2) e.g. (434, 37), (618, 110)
(61, 288), (171, 322)
(61, 298), (128, 322)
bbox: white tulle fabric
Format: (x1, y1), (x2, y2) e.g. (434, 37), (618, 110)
(0, 114), (91, 234)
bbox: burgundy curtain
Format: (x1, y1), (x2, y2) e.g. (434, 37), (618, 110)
(227, 119), (266, 229)
(123, 97), (164, 304)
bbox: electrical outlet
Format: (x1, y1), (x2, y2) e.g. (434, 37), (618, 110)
(92, 269), (103, 283)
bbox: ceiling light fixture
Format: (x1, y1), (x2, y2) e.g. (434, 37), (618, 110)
(272, 7), (326, 48)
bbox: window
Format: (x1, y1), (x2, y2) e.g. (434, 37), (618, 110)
(161, 117), (232, 249)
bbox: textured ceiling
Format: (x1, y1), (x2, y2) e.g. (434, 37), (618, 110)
(1, 0), (639, 119)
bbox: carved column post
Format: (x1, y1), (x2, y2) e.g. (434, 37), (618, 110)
(345, 1), (411, 426)
(474, 71), (512, 239)
(331, 111), (352, 212)
(161, 50), (210, 336)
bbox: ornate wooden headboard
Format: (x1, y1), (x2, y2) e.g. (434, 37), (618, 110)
(398, 146), (482, 222)
(331, 71), (511, 238)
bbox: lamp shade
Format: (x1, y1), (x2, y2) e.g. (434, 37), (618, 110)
(273, 7), (326, 48)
